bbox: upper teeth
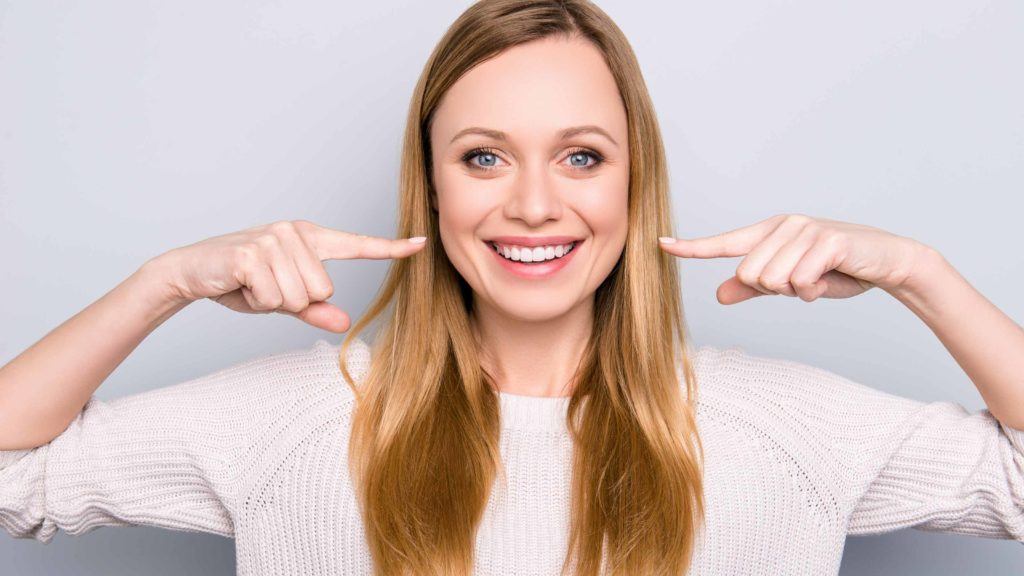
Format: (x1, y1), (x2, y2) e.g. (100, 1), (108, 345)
(491, 242), (576, 263)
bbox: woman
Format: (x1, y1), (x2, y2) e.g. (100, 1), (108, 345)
(2, 1), (1022, 574)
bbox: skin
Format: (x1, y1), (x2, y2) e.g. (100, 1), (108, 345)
(428, 35), (629, 397)
(0, 223), (426, 450)
(427, 33), (1024, 426)
(659, 214), (1024, 429)
(5, 36), (1020, 451)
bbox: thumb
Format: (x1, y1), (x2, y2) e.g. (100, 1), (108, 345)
(716, 276), (769, 305)
(279, 301), (351, 333)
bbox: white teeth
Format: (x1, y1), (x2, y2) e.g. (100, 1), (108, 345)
(491, 241), (576, 263)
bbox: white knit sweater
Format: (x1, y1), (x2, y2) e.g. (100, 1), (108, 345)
(2, 338), (1022, 574)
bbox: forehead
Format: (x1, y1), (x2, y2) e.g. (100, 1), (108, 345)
(431, 36), (627, 145)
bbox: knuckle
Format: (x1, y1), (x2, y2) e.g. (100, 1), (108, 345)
(308, 280), (334, 301)
(760, 273), (786, 291)
(735, 264), (758, 286)
(245, 287), (265, 307)
(737, 272), (759, 287)
(292, 219), (316, 238)
(235, 243), (261, 265)
(250, 294), (271, 311)
(267, 220), (297, 235)
(790, 275), (815, 289)
(821, 230), (845, 250)
(255, 233), (282, 250)
(801, 220), (822, 235)
(282, 298), (308, 313)
(264, 293), (284, 310)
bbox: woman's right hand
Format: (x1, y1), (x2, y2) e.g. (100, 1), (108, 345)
(152, 220), (426, 333)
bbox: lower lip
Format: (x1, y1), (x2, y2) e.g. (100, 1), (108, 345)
(485, 239), (583, 279)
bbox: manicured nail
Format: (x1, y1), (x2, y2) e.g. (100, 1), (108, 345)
(408, 236), (427, 244)
(658, 236), (676, 244)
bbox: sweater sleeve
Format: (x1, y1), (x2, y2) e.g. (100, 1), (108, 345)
(839, 387), (1024, 542)
(0, 339), (349, 543)
(713, 347), (1024, 543)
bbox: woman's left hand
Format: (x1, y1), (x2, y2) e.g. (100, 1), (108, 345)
(658, 213), (932, 305)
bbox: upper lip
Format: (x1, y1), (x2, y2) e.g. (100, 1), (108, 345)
(485, 235), (583, 247)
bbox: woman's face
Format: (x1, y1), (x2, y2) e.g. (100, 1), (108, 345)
(429, 35), (629, 323)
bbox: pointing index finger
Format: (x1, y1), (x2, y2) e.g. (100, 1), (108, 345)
(305, 224), (427, 261)
(660, 214), (784, 258)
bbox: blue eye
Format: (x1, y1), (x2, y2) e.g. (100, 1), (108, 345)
(460, 147), (605, 172)
(463, 148), (505, 169)
(566, 149), (601, 169)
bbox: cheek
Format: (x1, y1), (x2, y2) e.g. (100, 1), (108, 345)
(578, 176), (629, 242)
(434, 170), (496, 237)
(577, 176), (629, 286)
(434, 170), (498, 281)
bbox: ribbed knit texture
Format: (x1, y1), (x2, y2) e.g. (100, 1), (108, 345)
(2, 338), (1022, 574)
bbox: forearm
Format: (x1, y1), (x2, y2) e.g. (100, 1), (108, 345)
(886, 245), (1024, 429)
(0, 257), (189, 450)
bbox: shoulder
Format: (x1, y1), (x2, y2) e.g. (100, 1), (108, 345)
(231, 338), (372, 510)
(308, 336), (373, 397)
(687, 343), (920, 414)
(263, 336), (372, 407)
(687, 343), (931, 468)
(234, 337), (372, 461)
(95, 338), (370, 424)
(688, 345), (904, 531)
(183, 336), (372, 444)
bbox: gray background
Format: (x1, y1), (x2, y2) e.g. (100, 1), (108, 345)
(1, 0), (1021, 573)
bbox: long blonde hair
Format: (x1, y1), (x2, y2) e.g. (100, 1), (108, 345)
(338, 1), (705, 574)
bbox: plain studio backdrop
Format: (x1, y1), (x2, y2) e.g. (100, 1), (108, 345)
(1, 0), (1021, 574)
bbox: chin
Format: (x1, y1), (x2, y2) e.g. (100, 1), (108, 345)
(487, 293), (580, 323)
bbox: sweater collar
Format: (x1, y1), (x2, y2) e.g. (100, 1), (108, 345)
(498, 390), (570, 433)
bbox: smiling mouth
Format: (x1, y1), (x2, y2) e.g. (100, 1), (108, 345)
(486, 239), (581, 264)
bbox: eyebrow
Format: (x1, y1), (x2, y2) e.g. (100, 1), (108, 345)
(448, 125), (619, 147)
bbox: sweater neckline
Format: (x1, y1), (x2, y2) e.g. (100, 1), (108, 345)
(329, 338), (712, 435)
(497, 390), (570, 433)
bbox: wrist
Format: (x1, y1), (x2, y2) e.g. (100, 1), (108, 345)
(883, 241), (956, 310)
(128, 254), (194, 322)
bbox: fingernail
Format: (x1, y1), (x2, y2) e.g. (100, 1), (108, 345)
(658, 236), (676, 244)
(408, 236), (427, 244)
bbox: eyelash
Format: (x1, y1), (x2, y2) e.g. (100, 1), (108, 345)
(460, 146), (605, 172)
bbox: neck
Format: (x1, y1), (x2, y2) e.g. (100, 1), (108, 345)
(471, 295), (593, 398)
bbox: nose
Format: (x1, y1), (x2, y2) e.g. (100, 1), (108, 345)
(502, 162), (563, 226)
